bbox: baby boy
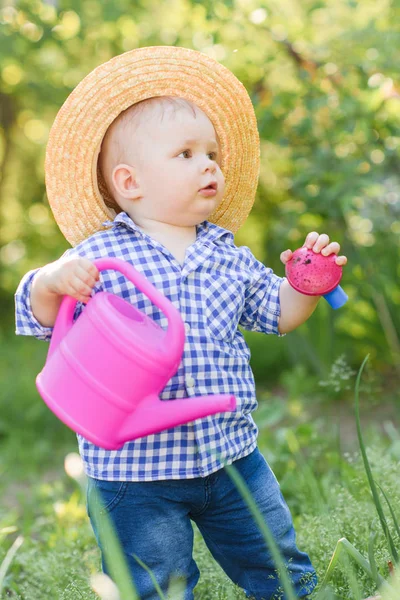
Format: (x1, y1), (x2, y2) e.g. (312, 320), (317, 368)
(15, 46), (347, 600)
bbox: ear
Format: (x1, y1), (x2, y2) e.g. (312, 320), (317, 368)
(112, 164), (142, 199)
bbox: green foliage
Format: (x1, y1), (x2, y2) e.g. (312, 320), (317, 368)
(355, 356), (398, 564)
(1, 402), (399, 599)
(1, 0), (399, 383)
(296, 444), (400, 599)
(0, 481), (101, 599)
(1, 5), (399, 597)
(0, 333), (76, 481)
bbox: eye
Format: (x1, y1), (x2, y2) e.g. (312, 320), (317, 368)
(178, 150), (192, 159)
(178, 149), (219, 160)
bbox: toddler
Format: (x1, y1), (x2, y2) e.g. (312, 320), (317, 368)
(15, 46), (347, 600)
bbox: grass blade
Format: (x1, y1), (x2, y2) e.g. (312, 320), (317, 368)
(368, 527), (381, 588)
(344, 556), (363, 600)
(319, 537), (386, 591)
(354, 355), (399, 564)
(225, 462), (298, 600)
(88, 487), (139, 600)
(376, 482), (400, 542)
(0, 535), (24, 593)
(133, 555), (167, 600)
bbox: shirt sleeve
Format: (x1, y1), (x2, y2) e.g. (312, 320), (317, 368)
(238, 246), (286, 336)
(14, 248), (101, 342)
(15, 268), (54, 341)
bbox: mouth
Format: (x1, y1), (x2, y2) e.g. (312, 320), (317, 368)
(199, 181), (218, 191)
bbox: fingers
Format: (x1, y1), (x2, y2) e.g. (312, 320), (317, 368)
(56, 257), (100, 303)
(70, 263), (100, 303)
(303, 232), (320, 249)
(304, 232), (330, 253)
(335, 255), (347, 266)
(302, 232), (348, 266)
(75, 258), (99, 282)
(321, 242), (340, 256)
(76, 264), (99, 289)
(303, 232), (339, 254)
(280, 249), (293, 264)
(69, 274), (95, 303)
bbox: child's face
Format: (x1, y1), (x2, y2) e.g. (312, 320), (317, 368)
(112, 103), (226, 228)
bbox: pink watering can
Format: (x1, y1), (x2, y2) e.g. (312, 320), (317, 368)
(36, 257), (236, 450)
(285, 246), (348, 309)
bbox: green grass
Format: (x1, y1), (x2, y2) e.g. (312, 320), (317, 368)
(1, 429), (399, 599)
(1, 347), (399, 599)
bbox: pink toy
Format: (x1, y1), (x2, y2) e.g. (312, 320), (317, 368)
(36, 258), (236, 450)
(285, 247), (348, 309)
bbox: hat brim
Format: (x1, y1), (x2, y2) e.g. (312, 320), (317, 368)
(45, 46), (260, 246)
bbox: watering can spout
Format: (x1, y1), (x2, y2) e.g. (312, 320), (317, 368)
(118, 393), (236, 445)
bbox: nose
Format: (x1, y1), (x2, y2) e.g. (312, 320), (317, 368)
(202, 156), (217, 173)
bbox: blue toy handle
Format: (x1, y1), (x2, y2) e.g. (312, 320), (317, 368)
(323, 285), (348, 309)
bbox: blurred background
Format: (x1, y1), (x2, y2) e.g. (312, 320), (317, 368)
(0, 0), (399, 509)
(1, 1), (400, 598)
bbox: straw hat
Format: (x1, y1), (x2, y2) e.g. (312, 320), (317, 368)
(45, 46), (260, 247)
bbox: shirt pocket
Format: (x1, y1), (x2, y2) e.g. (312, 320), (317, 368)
(204, 274), (246, 342)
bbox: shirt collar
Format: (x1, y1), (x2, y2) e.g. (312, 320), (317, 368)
(102, 211), (233, 244)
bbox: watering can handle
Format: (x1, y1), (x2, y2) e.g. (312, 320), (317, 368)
(48, 257), (185, 362)
(94, 258), (184, 360)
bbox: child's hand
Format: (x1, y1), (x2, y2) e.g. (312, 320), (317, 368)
(280, 232), (348, 267)
(42, 256), (100, 304)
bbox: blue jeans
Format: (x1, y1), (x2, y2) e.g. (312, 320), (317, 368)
(86, 447), (317, 599)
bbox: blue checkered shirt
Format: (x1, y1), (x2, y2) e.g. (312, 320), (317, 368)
(15, 212), (284, 481)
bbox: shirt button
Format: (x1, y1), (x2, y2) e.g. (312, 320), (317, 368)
(186, 376), (195, 389)
(184, 322), (191, 334)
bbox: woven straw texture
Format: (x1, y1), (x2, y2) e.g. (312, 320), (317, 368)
(45, 45), (260, 246)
